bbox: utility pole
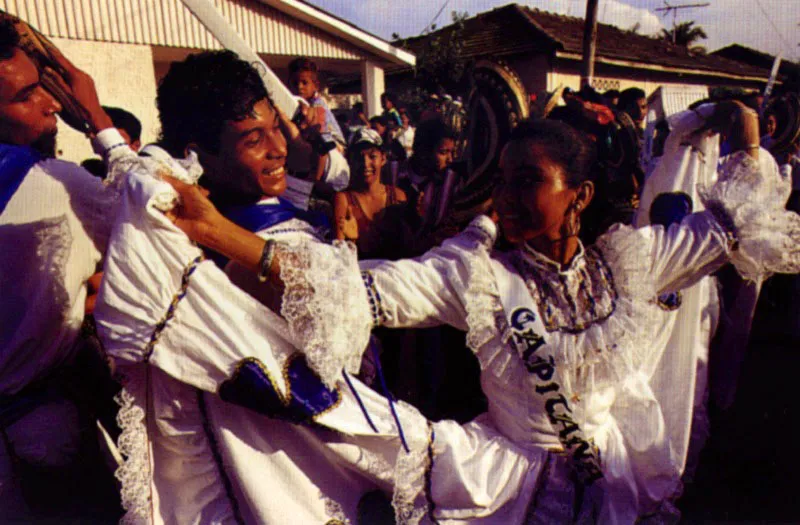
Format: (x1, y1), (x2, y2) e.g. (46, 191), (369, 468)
(655, 1), (710, 44)
(581, 0), (600, 88)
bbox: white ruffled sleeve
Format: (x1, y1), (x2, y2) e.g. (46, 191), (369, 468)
(699, 150), (800, 284)
(596, 211), (730, 303)
(276, 216), (496, 383)
(360, 215), (498, 331)
(276, 237), (373, 386)
(96, 154), (297, 394)
(603, 115), (800, 297)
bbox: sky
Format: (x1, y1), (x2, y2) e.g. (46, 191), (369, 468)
(306, 0), (800, 61)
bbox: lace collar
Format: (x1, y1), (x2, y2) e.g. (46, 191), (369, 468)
(519, 241), (587, 275)
(510, 242), (618, 334)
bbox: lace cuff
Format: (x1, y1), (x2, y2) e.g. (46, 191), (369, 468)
(463, 214), (498, 249)
(700, 150), (800, 282)
(105, 146), (204, 212)
(278, 238), (373, 389)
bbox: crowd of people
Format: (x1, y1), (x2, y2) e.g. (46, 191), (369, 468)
(2, 15), (800, 525)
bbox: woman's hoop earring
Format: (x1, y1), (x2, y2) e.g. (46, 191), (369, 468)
(564, 206), (581, 238)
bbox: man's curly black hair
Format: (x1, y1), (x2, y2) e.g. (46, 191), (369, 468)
(157, 50), (270, 156)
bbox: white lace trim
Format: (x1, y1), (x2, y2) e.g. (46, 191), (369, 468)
(106, 149), (204, 213)
(279, 239), (372, 389)
(390, 402), (433, 525)
(114, 369), (153, 525)
(321, 492), (351, 525)
(699, 150), (800, 283)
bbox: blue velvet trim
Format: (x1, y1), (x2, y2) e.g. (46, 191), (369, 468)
(219, 355), (340, 423)
(0, 143), (41, 216)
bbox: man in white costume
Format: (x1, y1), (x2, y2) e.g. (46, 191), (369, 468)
(96, 50), (545, 524)
(0, 19), (132, 521)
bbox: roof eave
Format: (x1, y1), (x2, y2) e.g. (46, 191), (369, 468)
(257, 0), (416, 66)
(556, 51), (769, 83)
(514, 5), (565, 51)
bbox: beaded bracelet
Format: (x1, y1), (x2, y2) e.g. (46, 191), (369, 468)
(257, 240), (277, 283)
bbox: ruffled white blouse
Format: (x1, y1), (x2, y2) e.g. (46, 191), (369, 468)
(340, 113), (798, 521)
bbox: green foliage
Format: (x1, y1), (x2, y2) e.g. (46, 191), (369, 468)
(394, 11), (473, 111)
(659, 20), (708, 47)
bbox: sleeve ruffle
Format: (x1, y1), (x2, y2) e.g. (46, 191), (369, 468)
(278, 238), (373, 389)
(699, 150), (800, 283)
(106, 147), (204, 212)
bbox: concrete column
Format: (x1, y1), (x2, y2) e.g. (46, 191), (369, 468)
(361, 59), (385, 119)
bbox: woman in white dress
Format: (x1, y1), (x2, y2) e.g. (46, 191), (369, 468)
(102, 95), (800, 523)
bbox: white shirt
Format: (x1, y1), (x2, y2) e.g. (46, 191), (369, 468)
(396, 126), (416, 158)
(322, 147), (350, 192)
(0, 129), (129, 395)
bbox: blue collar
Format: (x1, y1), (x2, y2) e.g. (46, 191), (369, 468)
(211, 198), (330, 268)
(223, 197), (329, 234)
(0, 144), (41, 216)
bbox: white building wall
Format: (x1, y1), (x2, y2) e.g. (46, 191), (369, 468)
(49, 38), (159, 163)
(0, 0), (364, 59)
(547, 71), (680, 97)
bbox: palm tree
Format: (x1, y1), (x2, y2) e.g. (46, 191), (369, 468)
(660, 20), (708, 47)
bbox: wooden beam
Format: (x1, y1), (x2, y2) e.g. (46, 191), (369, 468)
(581, 0), (600, 88)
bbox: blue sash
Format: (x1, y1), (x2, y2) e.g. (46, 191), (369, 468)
(0, 144), (41, 216)
(212, 198), (330, 268)
(224, 197), (329, 234)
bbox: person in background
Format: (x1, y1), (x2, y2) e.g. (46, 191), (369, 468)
(369, 113), (406, 163)
(349, 101), (369, 130)
(334, 127), (405, 258)
(380, 92), (402, 128)
(105, 105), (141, 151)
(604, 88), (620, 108)
(618, 87), (648, 129)
(396, 107), (415, 159)
(369, 114), (387, 137)
(81, 105), (141, 178)
(288, 56), (346, 147)
(397, 117), (456, 212)
(419, 93), (442, 122)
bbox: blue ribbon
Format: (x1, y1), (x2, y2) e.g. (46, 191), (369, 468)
(224, 198), (329, 234)
(210, 198), (330, 268)
(0, 144), (41, 216)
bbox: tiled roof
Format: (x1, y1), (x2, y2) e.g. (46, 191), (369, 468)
(711, 44), (800, 79)
(399, 3), (768, 80)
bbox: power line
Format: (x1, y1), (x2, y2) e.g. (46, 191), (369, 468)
(753, 0), (795, 58)
(422, 0), (451, 35)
